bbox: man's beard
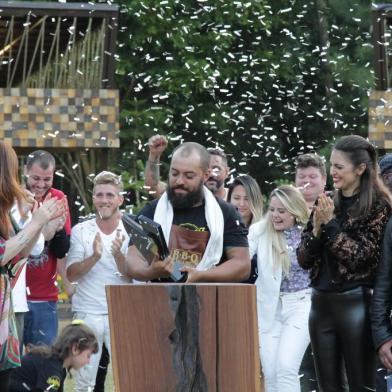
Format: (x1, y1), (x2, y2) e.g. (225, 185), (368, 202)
(96, 206), (118, 220)
(206, 177), (223, 194)
(167, 182), (204, 209)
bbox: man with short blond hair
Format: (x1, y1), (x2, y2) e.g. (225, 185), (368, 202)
(66, 171), (130, 392)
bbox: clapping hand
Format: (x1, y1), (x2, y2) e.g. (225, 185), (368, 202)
(93, 232), (103, 261)
(313, 193), (334, 237)
(20, 189), (37, 217)
(111, 230), (126, 257)
(41, 196), (68, 241)
(32, 196), (66, 227)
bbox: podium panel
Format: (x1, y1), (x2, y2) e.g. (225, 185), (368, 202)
(106, 284), (262, 392)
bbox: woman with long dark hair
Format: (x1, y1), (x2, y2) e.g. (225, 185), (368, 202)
(227, 175), (264, 283)
(0, 141), (64, 391)
(298, 135), (391, 391)
(227, 175), (263, 227)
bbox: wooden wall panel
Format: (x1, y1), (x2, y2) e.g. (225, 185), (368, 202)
(217, 285), (262, 392)
(193, 286), (217, 392)
(106, 284), (261, 392)
(107, 285), (177, 392)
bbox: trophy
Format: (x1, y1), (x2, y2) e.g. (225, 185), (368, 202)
(122, 214), (187, 282)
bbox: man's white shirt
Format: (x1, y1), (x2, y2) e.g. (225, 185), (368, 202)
(66, 219), (130, 314)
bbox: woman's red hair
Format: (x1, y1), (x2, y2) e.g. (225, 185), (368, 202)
(0, 141), (25, 239)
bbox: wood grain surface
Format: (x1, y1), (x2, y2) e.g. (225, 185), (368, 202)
(106, 284), (262, 392)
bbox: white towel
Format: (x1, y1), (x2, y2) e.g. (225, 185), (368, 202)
(154, 186), (224, 271)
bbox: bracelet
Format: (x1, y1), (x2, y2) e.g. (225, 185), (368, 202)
(147, 160), (160, 165)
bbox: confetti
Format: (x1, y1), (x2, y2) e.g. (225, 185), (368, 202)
(0, 1), (373, 217)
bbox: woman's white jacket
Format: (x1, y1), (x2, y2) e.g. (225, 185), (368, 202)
(248, 219), (282, 333)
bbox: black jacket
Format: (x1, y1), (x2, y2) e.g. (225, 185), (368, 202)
(372, 216), (392, 351)
(298, 198), (391, 284)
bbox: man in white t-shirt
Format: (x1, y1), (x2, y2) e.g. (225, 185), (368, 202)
(66, 171), (130, 392)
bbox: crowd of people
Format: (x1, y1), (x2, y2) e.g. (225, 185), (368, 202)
(1, 133), (392, 391)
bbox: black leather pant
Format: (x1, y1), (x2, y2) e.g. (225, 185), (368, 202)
(309, 287), (375, 392)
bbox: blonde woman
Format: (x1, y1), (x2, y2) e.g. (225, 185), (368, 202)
(249, 185), (310, 392)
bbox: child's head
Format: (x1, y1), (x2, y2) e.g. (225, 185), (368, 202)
(55, 322), (99, 370)
(28, 322), (99, 370)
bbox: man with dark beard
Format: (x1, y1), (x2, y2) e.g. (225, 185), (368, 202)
(205, 148), (230, 200)
(123, 142), (250, 283)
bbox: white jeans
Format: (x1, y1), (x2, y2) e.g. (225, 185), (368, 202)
(73, 312), (111, 392)
(259, 289), (311, 392)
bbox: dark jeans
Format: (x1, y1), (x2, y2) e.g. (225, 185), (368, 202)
(23, 301), (58, 346)
(309, 287), (375, 392)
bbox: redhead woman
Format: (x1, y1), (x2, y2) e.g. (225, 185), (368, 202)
(298, 135), (391, 391)
(0, 141), (64, 391)
(249, 185), (310, 392)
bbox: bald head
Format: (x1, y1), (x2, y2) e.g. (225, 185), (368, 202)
(168, 142), (210, 208)
(172, 142), (210, 172)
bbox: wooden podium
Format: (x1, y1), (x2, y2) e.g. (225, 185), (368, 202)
(106, 284), (262, 392)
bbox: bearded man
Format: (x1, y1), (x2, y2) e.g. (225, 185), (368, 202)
(123, 142), (250, 283)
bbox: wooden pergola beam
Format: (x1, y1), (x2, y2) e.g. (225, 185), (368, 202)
(373, 4), (392, 90)
(0, 1), (118, 19)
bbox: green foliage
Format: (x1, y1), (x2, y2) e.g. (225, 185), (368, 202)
(110, 0), (376, 195)
(22, 0), (377, 198)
